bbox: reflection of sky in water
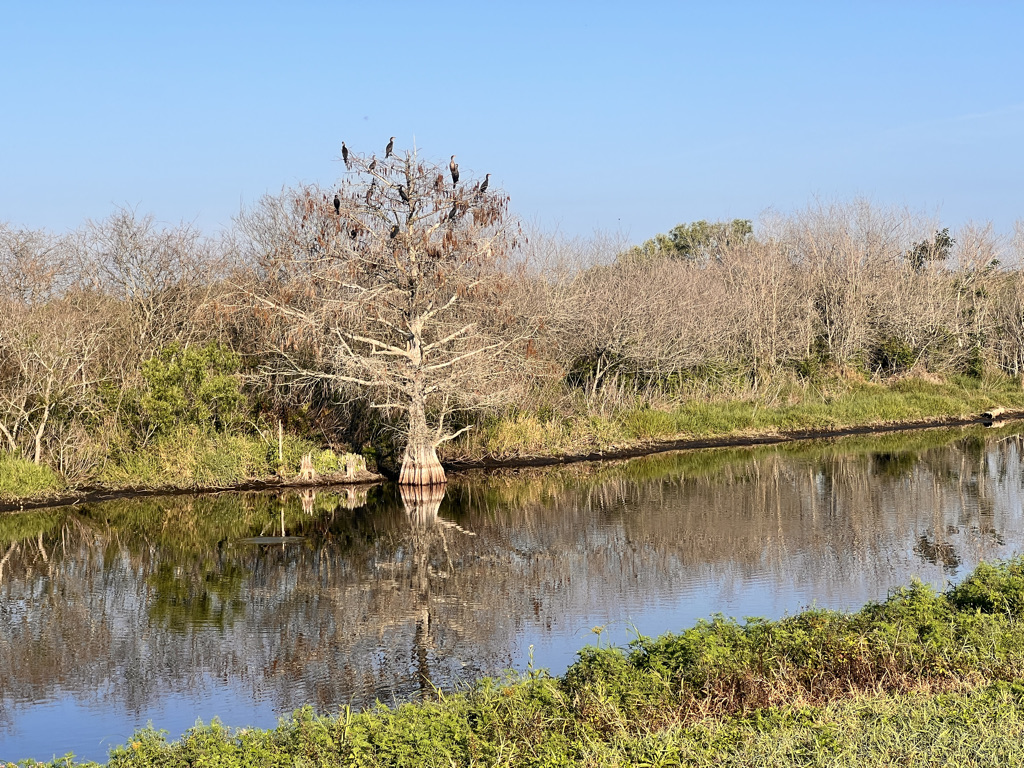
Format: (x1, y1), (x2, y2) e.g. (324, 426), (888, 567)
(514, 443), (1024, 673)
(2, 680), (279, 764)
(2, 430), (1024, 762)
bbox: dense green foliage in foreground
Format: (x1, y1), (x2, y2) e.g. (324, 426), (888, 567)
(20, 558), (1024, 767)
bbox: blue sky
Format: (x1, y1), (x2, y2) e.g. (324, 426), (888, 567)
(2, 1), (1022, 242)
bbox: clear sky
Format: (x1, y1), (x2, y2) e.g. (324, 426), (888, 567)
(2, 1), (1022, 243)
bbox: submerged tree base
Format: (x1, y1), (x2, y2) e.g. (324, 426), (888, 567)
(21, 558), (1024, 767)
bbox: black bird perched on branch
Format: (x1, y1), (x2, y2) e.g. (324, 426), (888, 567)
(479, 173), (490, 194)
(385, 137), (395, 158)
(368, 155), (377, 172)
(333, 194), (341, 215)
(365, 180), (376, 204)
(449, 155), (459, 187)
(397, 184), (410, 203)
(389, 224), (400, 239)
(341, 142), (350, 168)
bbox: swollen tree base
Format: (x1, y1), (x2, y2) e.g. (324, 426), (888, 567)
(398, 440), (447, 486)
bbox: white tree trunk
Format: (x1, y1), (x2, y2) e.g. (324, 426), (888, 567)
(399, 395), (446, 486)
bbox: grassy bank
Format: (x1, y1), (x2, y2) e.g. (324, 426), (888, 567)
(3, 373), (1023, 505)
(19, 558), (1024, 767)
(447, 372), (1024, 460)
(0, 454), (65, 499)
(0, 429), (370, 505)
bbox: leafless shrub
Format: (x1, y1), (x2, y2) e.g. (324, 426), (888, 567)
(0, 229), (111, 463)
(82, 208), (224, 366)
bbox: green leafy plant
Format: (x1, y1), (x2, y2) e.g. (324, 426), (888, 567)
(140, 342), (247, 435)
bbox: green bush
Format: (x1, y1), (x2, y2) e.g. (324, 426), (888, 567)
(948, 559), (1024, 617)
(872, 337), (917, 375)
(140, 342), (247, 434)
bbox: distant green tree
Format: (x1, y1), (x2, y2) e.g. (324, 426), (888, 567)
(906, 228), (955, 272)
(624, 219), (753, 263)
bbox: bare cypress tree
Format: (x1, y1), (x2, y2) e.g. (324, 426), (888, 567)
(239, 141), (524, 486)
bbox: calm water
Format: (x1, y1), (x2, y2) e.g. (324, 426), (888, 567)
(3, 427), (1024, 762)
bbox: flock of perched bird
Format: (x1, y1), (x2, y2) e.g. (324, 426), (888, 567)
(332, 138), (489, 219)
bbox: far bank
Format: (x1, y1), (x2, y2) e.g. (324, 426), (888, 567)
(3, 372), (1022, 511)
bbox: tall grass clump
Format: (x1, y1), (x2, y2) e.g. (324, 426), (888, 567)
(0, 453), (64, 498)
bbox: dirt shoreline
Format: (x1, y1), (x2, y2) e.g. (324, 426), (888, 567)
(3, 410), (1021, 514)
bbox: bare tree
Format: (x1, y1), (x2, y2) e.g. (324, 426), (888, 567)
(0, 226), (109, 464)
(83, 208), (220, 364)
(237, 141), (526, 485)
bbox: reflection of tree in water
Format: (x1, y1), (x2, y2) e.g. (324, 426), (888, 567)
(400, 484), (452, 695)
(2, 427), (1024, 733)
(147, 556), (248, 631)
(872, 451), (919, 478)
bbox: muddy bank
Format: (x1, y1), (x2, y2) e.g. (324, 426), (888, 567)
(3, 411), (1021, 514)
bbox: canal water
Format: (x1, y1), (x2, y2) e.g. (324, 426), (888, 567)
(2, 426), (1024, 762)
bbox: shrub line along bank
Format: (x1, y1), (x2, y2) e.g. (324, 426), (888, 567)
(2, 405), (1018, 514)
(13, 558), (1024, 766)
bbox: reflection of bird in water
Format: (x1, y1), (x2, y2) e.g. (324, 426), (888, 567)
(385, 136), (395, 158)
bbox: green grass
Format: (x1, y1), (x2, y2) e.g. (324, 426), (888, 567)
(450, 372), (1024, 459)
(0, 454), (64, 499)
(20, 558), (1024, 767)
(98, 427), (345, 489)
(5, 371), (1023, 499)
